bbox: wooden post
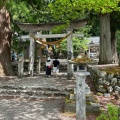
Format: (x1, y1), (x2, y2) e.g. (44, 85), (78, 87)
(74, 72), (90, 120)
(67, 30), (74, 79)
(37, 56), (41, 75)
(29, 33), (35, 76)
(18, 54), (24, 78)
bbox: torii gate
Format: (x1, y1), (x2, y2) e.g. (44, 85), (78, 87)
(16, 19), (87, 79)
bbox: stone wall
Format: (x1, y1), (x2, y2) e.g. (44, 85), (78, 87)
(87, 65), (120, 95)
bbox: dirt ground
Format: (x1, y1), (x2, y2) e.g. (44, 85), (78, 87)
(0, 97), (99, 120)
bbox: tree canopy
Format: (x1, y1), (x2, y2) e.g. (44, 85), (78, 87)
(7, 0), (53, 23)
(49, 0), (120, 18)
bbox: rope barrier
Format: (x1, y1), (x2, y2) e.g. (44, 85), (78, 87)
(30, 32), (72, 45)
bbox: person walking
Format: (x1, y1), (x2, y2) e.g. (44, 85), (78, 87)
(12, 52), (15, 61)
(46, 56), (52, 77)
(53, 57), (60, 78)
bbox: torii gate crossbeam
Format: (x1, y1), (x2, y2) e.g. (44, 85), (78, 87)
(21, 33), (84, 39)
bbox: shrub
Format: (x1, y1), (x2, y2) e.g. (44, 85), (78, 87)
(96, 104), (119, 120)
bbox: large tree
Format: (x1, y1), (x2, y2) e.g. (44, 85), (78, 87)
(110, 11), (120, 63)
(87, 10), (120, 64)
(0, 1), (14, 76)
(48, 0), (120, 64)
(0, 0), (31, 76)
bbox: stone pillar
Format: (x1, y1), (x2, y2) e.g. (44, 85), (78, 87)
(37, 56), (41, 75)
(88, 46), (91, 58)
(18, 54), (24, 78)
(67, 30), (74, 79)
(29, 33), (35, 76)
(74, 72), (90, 120)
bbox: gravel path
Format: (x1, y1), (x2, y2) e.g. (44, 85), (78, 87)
(0, 98), (76, 120)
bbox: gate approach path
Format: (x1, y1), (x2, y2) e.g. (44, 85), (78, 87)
(0, 72), (76, 120)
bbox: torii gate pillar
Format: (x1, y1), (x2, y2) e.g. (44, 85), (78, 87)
(29, 32), (35, 76)
(67, 30), (74, 79)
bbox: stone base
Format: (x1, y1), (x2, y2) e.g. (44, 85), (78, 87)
(65, 101), (100, 115)
(65, 94), (100, 115)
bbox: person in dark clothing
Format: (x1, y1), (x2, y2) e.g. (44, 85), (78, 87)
(12, 53), (15, 61)
(53, 57), (60, 77)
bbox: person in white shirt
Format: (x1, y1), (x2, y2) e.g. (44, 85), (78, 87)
(46, 56), (52, 77)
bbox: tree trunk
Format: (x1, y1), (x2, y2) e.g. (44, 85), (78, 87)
(99, 13), (113, 64)
(0, 6), (14, 76)
(111, 31), (118, 63)
(118, 52), (120, 66)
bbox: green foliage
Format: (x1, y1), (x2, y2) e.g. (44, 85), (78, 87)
(48, 0), (120, 44)
(88, 12), (100, 36)
(110, 11), (120, 31)
(0, 0), (7, 8)
(7, 1), (35, 23)
(51, 24), (69, 34)
(7, 0), (53, 23)
(48, 0), (87, 22)
(96, 104), (119, 120)
(118, 107), (120, 117)
(12, 34), (29, 54)
(59, 37), (89, 57)
(57, 26), (91, 57)
(49, 0), (120, 22)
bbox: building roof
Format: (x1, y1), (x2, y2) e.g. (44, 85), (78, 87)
(87, 36), (100, 44)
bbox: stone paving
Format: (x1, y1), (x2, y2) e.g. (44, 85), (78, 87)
(0, 72), (75, 91)
(0, 72), (76, 99)
(0, 98), (76, 120)
(0, 72), (76, 120)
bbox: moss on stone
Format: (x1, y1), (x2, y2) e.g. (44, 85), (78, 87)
(65, 99), (75, 103)
(71, 57), (96, 64)
(86, 101), (92, 105)
(99, 66), (120, 74)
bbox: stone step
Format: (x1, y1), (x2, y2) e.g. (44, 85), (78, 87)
(0, 85), (73, 92)
(0, 88), (70, 97)
(0, 94), (65, 101)
(0, 83), (74, 100)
